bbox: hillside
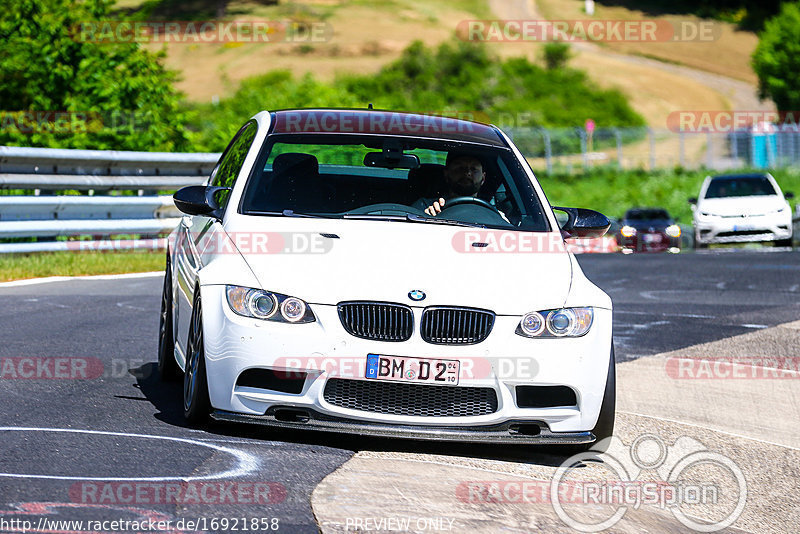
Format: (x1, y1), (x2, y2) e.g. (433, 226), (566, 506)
(114, 0), (771, 145)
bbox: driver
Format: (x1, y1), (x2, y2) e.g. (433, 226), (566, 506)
(414, 153), (486, 216)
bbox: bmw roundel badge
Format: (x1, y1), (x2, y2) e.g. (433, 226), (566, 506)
(408, 290), (426, 301)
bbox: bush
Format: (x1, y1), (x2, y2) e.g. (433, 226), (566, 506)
(542, 41), (571, 70)
(186, 40), (645, 151)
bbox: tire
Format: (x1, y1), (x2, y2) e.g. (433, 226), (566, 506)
(774, 238), (792, 248)
(561, 345), (616, 454)
(183, 292), (211, 425)
(157, 255), (181, 382)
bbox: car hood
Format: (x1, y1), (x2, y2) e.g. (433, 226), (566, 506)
(623, 219), (673, 230)
(698, 195), (786, 216)
(219, 216), (574, 315)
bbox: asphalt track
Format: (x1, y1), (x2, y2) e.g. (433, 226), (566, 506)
(0, 249), (798, 533)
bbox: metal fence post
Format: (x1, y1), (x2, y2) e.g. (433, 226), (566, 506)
(540, 128), (552, 174)
(706, 132), (713, 168)
(579, 129), (588, 169)
(648, 128), (655, 170)
(614, 128), (623, 170)
(679, 131), (686, 168)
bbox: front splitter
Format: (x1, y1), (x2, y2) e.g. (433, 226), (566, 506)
(211, 409), (594, 445)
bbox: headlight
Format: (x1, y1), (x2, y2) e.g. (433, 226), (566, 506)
(280, 297), (307, 323)
(665, 224), (681, 237)
(515, 308), (593, 338)
(226, 285), (315, 323)
(520, 312), (546, 336)
(620, 225), (636, 237)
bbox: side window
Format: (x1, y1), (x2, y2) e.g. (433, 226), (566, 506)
(209, 120), (258, 210)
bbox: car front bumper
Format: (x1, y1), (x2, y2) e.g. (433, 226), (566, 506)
(618, 233), (680, 253)
(199, 285), (613, 441)
(695, 212), (792, 244)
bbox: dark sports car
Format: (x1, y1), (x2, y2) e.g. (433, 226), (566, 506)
(616, 208), (681, 254)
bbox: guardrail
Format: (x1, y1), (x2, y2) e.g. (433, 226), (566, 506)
(0, 146), (220, 253)
(1, 146), (797, 254)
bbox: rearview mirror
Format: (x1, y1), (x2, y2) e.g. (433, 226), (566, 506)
(552, 207), (611, 239)
(688, 197), (697, 204)
(364, 151), (420, 170)
(173, 185), (230, 220)
(785, 191), (795, 200)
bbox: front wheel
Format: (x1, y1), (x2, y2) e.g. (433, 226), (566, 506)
(774, 238), (792, 248)
(157, 255), (181, 382)
(183, 293), (211, 425)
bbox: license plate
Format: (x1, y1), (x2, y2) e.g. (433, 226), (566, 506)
(365, 354), (460, 385)
(643, 233), (662, 243)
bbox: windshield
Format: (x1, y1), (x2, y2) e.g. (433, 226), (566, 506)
(239, 134), (550, 231)
(704, 176), (777, 199)
(625, 209), (670, 221)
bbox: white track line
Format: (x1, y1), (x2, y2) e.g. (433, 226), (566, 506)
(0, 427), (259, 481)
(0, 271), (162, 288)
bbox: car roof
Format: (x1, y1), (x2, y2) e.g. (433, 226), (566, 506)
(710, 173), (769, 181)
(624, 207), (671, 218)
(268, 108), (508, 147)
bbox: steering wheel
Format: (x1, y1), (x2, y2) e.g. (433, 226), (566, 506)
(439, 196), (496, 212)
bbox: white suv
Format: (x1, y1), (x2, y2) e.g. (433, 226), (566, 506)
(691, 173), (794, 248)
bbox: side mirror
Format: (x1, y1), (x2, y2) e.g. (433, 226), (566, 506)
(688, 197), (697, 204)
(173, 185), (230, 220)
(553, 206), (611, 239)
(785, 191), (795, 200)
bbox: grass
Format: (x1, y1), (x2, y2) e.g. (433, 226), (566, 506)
(538, 167), (800, 223)
(0, 251), (165, 282)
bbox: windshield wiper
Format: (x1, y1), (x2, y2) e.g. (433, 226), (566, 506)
(246, 210), (324, 218)
(342, 213), (486, 228)
(405, 214), (486, 228)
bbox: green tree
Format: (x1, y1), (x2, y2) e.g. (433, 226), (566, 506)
(0, 0), (189, 150)
(752, 1), (800, 113)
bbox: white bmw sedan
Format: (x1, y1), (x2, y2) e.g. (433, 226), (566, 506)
(159, 109), (615, 451)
